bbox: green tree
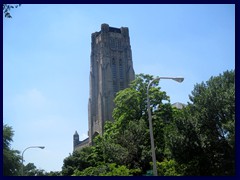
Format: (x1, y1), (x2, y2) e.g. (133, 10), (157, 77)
(104, 74), (172, 172)
(73, 163), (140, 176)
(168, 70), (235, 175)
(3, 124), (22, 176)
(62, 74), (173, 176)
(93, 134), (128, 165)
(44, 171), (62, 176)
(3, 4), (21, 18)
(98, 73), (173, 173)
(155, 159), (184, 176)
(23, 163), (46, 176)
(62, 146), (97, 176)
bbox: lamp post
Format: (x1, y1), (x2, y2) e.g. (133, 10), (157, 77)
(147, 76), (184, 176)
(21, 146), (45, 176)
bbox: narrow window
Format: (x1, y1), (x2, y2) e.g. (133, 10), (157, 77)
(112, 58), (118, 92)
(119, 59), (123, 80)
(112, 58), (116, 79)
(120, 81), (124, 90)
(113, 80), (118, 93)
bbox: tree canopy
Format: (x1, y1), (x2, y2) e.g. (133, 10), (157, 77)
(3, 4), (21, 18)
(3, 124), (22, 176)
(167, 70), (235, 175)
(62, 73), (179, 175)
(62, 70), (235, 176)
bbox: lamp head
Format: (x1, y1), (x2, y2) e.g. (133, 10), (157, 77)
(172, 77), (184, 83)
(39, 146), (45, 149)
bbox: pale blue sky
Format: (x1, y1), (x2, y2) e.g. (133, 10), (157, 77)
(3, 4), (235, 172)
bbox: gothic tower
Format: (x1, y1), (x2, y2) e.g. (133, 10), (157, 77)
(88, 23), (135, 144)
(73, 131), (80, 149)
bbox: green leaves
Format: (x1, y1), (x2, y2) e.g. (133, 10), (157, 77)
(62, 74), (177, 175)
(155, 159), (184, 176)
(169, 69), (235, 175)
(3, 124), (14, 149)
(23, 163), (46, 176)
(73, 163), (140, 176)
(3, 124), (22, 176)
(3, 4), (21, 18)
(63, 70), (235, 176)
(113, 88), (141, 122)
(62, 146), (97, 176)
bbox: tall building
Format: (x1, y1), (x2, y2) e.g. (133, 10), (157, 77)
(74, 23), (135, 150)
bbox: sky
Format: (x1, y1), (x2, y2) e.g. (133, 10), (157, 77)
(3, 4), (235, 172)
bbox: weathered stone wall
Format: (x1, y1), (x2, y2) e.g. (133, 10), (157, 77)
(74, 24), (135, 150)
(88, 24), (135, 145)
(74, 137), (89, 151)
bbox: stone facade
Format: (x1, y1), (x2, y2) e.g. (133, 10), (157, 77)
(73, 131), (89, 150)
(172, 102), (186, 109)
(74, 24), (135, 150)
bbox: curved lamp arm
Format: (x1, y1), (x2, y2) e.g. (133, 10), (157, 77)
(21, 146), (45, 176)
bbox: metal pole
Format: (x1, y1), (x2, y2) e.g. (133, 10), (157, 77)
(21, 151), (24, 176)
(147, 78), (159, 176)
(146, 76), (184, 176)
(21, 146), (45, 176)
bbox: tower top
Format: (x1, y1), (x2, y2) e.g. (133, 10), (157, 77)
(74, 131), (79, 136)
(92, 23), (129, 38)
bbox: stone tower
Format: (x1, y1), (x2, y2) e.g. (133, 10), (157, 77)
(73, 131), (80, 149)
(88, 23), (135, 144)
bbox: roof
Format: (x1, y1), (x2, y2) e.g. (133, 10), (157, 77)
(172, 102), (186, 109)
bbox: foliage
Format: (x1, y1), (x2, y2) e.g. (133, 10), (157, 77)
(44, 171), (62, 176)
(3, 124), (22, 176)
(3, 4), (21, 18)
(62, 74), (173, 175)
(61, 71), (235, 176)
(73, 163), (141, 176)
(168, 70), (235, 175)
(23, 163), (46, 176)
(112, 73), (172, 171)
(22, 162), (62, 176)
(62, 146), (96, 176)
(93, 134), (128, 165)
(156, 159), (184, 176)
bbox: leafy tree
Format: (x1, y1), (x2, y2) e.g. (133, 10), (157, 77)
(111, 74), (172, 171)
(62, 71), (235, 176)
(155, 159), (184, 176)
(68, 73), (172, 175)
(168, 70), (235, 175)
(62, 146), (97, 176)
(93, 134), (128, 165)
(44, 171), (62, 176)
(3, 124), (22, 176)
(3, 4), (21, 18)
(73, 164), (107, 176)
(22, 162), (61, 176)
(23, 163), (46, 176)
(73, 163), (141, 176)
(62, 74), (173, 176)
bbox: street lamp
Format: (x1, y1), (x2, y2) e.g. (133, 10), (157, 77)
(21, 146), (45, 176)
(147, 76), (184, 176)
